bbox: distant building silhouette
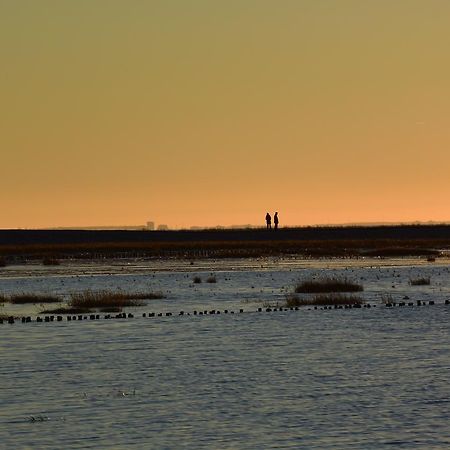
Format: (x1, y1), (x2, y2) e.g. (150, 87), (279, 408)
(157, 224), (169, 231)
(146, 221), (155, 231)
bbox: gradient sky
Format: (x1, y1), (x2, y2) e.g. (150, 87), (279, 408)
(1, 1), (449, 229)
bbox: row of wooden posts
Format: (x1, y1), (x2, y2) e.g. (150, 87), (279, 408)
(1, 299), (447, 325)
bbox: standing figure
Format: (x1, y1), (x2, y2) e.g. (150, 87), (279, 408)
(265, 212), (272, 229)
(274, 212), (279, 230)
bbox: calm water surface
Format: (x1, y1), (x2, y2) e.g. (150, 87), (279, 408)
(1, 259), (449, 449)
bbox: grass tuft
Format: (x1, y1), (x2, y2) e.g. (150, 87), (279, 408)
(8, 294), (61, 304)
(409, 277), (431, 286)
(294, 277), (363, 294)
(69, 290), (164, 309)
(206, 275), (217, 283)
(193, 276), (202, 284)
(37, 289), (164, 314)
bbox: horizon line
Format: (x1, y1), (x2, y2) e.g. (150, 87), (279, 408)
(2, 220), (450, 231)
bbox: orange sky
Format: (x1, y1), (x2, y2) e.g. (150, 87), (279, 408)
(1, 1), (449, 229)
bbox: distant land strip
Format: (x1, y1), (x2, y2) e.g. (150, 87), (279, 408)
(0, 225), (449, 260)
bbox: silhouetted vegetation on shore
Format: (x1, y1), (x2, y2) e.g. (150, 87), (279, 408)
(0, 226), (448, 260)
(0, 239), (445, 260)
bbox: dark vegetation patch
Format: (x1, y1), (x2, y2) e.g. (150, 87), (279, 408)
(294, 277), (363, 294)
(410, 277), (431, 286)
(0, 232), (447, 260)
(0, 257), (6, 267)
(42, 257), (60, 266)
(361, 247), (439, 257)
(69, 290), (164, 309)
(285, 294), (364, 307)
(40, 306), (92, 315)
(7, 294), (61, 304)
(193, 276), (202, 284)
(206, 275), (217, 283)
(39, 290), (164, 314)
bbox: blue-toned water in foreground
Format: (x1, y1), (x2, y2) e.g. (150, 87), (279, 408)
(1, 258), (449, 449)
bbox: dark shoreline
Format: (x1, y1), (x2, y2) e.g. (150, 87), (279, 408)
(2, 224), (450, 245)
(0, 225), (449, 260)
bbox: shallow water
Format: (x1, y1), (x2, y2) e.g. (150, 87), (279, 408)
(1, 258), (449, 449)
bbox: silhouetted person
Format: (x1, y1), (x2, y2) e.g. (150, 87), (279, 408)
(274, 212), (279, 230)
(265, 212), (272, 229)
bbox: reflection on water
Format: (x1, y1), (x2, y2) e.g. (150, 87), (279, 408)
(1, 258), (449, 448)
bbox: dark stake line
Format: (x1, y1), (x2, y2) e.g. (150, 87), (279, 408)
(1, 300), (446, 325)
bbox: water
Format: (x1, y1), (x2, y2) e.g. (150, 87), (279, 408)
(1, 258), (449, 448)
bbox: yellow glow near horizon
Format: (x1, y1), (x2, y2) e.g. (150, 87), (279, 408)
(1, 1), (449, 228)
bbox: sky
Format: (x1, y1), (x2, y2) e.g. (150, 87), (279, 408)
(1, 1), (449, 229)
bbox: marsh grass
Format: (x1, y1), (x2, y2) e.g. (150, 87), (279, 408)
(193, 276), (202, 284)
(294, 277), (363, 294)
(206, 275), (217, 283)
(69, 290), (164, 309)
(40, 306), (92, 314)
(8, 294), (61, 304)
(285, 294), (364, 307)
(410, 277), (431, 286)
(38, 290), (165, 314)
(1, 233), (445, 260)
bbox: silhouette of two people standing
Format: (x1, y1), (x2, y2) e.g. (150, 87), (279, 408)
(265, 212), (279, 230)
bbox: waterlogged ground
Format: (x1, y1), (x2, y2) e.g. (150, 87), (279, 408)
(1, 257), (449, 449)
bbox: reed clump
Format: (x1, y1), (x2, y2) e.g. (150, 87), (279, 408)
(193, 276), (202, 284)
(39, 290), (164, 314)
(409, 277), (431, 286)
(294, 277), (363, 294)
(8, 294), (61, 304)
(206, 275), (217, 283)
(285, 294), (364, 307)
(69, 290), (165, 309)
